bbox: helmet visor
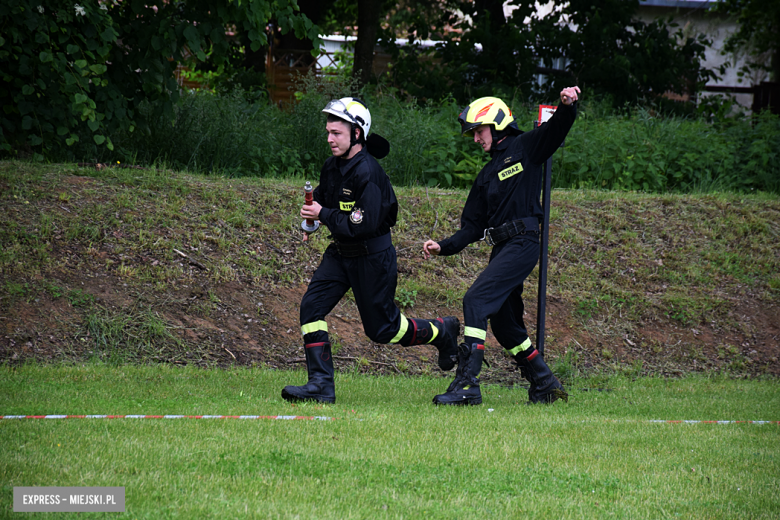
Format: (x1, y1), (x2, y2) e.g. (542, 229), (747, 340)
(323, 100), (356, 124)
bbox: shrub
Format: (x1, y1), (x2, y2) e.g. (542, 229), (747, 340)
(58, 71), (780, 195)
(1, 0), (319, 162)
(0, 0), (120, 158)
(554, 105), (780, 193)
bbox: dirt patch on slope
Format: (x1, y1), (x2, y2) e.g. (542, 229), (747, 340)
(3, 267), (778, 383)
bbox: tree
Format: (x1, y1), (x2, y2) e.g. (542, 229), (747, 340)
(353, 0), (383, 87)
(317, 0), (406, 89)
(318, 0), (459, 92)
(436, 0), (538, 100)
(1, 0), (118, 157)
(715, 0), (780, 82)
(0, 0), (320, 158)
(375, 0), (538, 102)
(310, 0), (714, 107)
(527, 0), (714, 106)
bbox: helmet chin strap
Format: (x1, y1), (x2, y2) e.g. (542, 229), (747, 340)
(337, 124), (361, 159)
(488, 125), (516, 155)
(490, 127), (508, 145)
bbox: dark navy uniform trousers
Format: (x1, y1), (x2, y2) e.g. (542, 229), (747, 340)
(300, 244), (403, 345)
(463, 233), (540, 353)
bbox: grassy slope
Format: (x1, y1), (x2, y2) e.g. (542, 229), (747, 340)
(1, 160), (779, 380)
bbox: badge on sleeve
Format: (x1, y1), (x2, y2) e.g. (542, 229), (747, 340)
(349, 207), (364, 224)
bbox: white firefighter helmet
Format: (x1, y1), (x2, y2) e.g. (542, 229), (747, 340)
(322, 97), (371, 140)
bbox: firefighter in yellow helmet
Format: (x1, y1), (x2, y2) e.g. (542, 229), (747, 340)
(423, 86), (581, 405)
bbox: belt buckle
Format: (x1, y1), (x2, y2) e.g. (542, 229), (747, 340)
(482, 227), (495, 247)
(334, 241), (369, 257)
(334, 241), (349, 256)
(517, 220), (526, 235)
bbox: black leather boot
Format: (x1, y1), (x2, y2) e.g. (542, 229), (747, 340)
(433, 343), (484, 405)
(430, 317), (460, 371)
(516, 349), (568, 404)
(406, 317), (460, 371)
(282, 342), (336, 403)
(445, 340), (472, 393)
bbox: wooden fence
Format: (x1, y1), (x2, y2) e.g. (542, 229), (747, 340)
(705, 81), (780, 115)
(265, 48), (333, 105)
(265, 48), (392, 105)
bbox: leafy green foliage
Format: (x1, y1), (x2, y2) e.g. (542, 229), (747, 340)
(103, 81), (780, 194)
(376, 0), (538, 103)
(529, 0), (715, 106)
(0, 0), (119, 158)
(125, 90), (279, 174)
(0, 0), (320, 159)
(371, 0), (716, 107)
(554, 107), (780, 193)
(715, 0), (780, 81)
(394, 287), (417, 309)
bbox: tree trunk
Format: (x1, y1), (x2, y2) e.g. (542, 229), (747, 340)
(353, 0), (383, 88)
(474, 0), (507, 32)
(474, 0), (507, 56)
(242, 34), (266, 74)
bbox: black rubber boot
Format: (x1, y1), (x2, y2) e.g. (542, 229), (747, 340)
(430, 317), (460, 371)
(516, 349), (568, 404)
(406, 317), (460, 371)
(433, 343), (484, 405)
(282, 342), (336, 403)
(517, 360), (537, 398)
(445, 340), (472, 393)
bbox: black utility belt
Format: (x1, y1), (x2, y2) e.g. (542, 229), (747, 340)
(331, 233), (392, 257)
(482, 217), (540, 246)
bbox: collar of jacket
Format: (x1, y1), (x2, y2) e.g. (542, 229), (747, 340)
(337, 147), (366, 176)
(490, 134), (516, 158)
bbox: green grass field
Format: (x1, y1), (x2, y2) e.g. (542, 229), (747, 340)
(1, 364), (778, 518)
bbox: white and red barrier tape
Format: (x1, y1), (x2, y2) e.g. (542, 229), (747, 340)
(0, 415), (335, 421)
(648, 420), (778, 424)
(0, 415), (777, 424)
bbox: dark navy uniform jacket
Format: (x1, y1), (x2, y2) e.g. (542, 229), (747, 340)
(438, 101), (577, 256)
(314, 147), (397, 242)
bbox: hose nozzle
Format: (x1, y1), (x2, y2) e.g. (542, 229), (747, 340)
(301, 181), (320, 233)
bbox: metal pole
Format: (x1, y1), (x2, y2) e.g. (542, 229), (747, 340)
(536, 152), (553, 358)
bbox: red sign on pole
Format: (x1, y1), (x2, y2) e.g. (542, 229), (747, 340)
(538, 104), (557, 125)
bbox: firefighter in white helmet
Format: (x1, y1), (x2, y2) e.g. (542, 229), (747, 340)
(281, 97), (461, 403)
(423, 86), (581, 406)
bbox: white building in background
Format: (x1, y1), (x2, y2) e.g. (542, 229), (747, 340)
(513, 0), (768, 109)
(636, 0), (769, 110)
(317, 35), (476, 78)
